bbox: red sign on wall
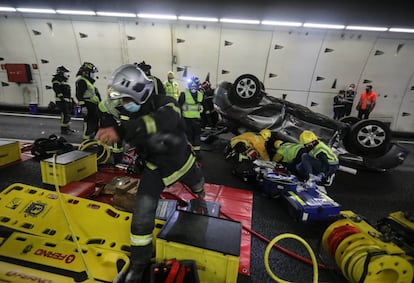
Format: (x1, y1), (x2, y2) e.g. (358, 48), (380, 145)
(5, 64), (32, 83)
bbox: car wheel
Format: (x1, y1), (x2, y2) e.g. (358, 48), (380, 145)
(229, 74), (264, 107)
(346, 119), (391, 156)
(340, 116), (361, 126)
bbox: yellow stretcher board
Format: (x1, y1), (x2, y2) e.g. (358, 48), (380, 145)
(0, 231), (129, 283)
(0, 183), (132, 253)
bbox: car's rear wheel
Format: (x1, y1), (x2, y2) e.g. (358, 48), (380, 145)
(229, 74), (264, 107)
(345, 119), (391, 156)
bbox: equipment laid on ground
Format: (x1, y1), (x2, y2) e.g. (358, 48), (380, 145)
(40, 150), (97, 186)
(0, 140), (21, 167)
(322, 210), (413, 283)
(156, 210), (241, 283)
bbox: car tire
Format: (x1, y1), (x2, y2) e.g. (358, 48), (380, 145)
(340, 116), (361, 126)
(346, 119), (391, 156)
(229, 74), (264, 107)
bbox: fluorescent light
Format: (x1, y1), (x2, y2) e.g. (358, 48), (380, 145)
(346, 26), (388, 31)
(137, 13), (177, 20)
(261, 20), (302, 27)
(57, 9), (96, 16)
(97, 11), (136, 17)
(0, 7), (16, 12)
(178, 16), (218, 22)
(220, 18), (260, 25)
(303, 23), (345, 29)
(389, 28), (414, 33)
(17, 7), (56, 14)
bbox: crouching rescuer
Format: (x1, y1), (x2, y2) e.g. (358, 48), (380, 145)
(95, 64), (205, 283)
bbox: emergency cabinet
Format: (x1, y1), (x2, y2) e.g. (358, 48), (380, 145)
(4, 63), (32, 83)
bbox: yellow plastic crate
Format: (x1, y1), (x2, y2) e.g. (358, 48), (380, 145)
(156, 210), (241, 283)
(0, 140), (21, 167)
(40, 150), (97, 186)
(0, 231), (129, 283)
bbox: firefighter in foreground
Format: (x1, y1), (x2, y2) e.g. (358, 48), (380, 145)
(52, 65), (74, 134)
(76, 62), (101, 140)
(295, 130), (339, 186)
(271, 139), (307, 174)
(95, 64), (205, 283)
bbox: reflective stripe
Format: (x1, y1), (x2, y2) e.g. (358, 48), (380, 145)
(130, 233), (153, 247)
(192, 145), (201, 151)
(120, 115), (130, 121)
(163, 154), (195, 186)
(142, 115), (156, 134)
(166, 102), (182, 117)
(278, 143), (304, 163)
(288, 191), (306, 206)
(78, 77), (99, 103)
(310, 142), (339, 164)
(146, 162), (158, 170)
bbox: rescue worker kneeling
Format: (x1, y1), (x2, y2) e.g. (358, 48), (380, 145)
(271, 139), (307, 175)
(95, 64), (205, 283)
(295, 130), (339, 186)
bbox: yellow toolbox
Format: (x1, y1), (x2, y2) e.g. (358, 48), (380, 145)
(40, 150), (97, 186)
(0, 140), (21, 167)
(156, 210), (241, 283)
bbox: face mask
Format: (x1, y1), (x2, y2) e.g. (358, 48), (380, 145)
(366, 88), (370, 92)
(123, 101), (141, 112)
(90, 72), (95, 79)
(63, 72), (70, 79)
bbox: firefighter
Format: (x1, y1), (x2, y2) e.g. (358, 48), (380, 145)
(95, 64), (205, 283)
(356, 84), (377, 119)
(52, 66), (74, 135)
(163, 71), (180, 100)
(200, 80), (219, 129)
(135, 61), (166, 96)
(333, 90), (346, 120)
(75, 62), (101, 140)
(295, 130), (339, 186)
(344, 83), (356, 116)
(227, 129), (272, 162)
(272, 140), (307, 173)
(179, 76), (204, 159)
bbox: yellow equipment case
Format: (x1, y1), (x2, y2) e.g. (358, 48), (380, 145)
(156, 210), (241, 283)
(40, 150), (97, 186)
(0, 140), (21, 167)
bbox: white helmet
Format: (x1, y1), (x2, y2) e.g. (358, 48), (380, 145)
(107, 64), (154, 104)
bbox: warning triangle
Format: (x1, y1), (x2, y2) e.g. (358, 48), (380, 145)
(177, 38), (185, 44)
(222, 70), (230, 74)
(1, 82), (9, 87)
(41, 59), (49, 64)
(324, 48), (334, 53)
(402, 112), (411, 117)
(316, 76), (325, 81)
(269, 73), (278, 78)
(363, 79), (372, 84)
(32, 30), (41, 35)
(311, 102), (319, 107)
(79, 33), (88, 38)
(127, 35), (136, 40)
(274, 44), (284, 50)
(224, 40), (233, 46)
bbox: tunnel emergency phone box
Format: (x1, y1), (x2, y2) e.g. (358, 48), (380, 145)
(40, 150), (97, 186)
(156, 210), (241, 283)
(0, 140), (21, 167)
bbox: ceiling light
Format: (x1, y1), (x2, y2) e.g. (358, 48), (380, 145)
(261, 20), (302, 27)
(97, 11), (136, 17)
(0, 7), (16, 12)
(346, 26), (388, 31)
(389, 28), (414, 33)
(303, 23), (345, 29)
(57, 9), (96, 16)
(220, 18), (260, 25)
(17, 8), (56, 14)
(137, 13), (177, 20)
(178, 16), (218, 22)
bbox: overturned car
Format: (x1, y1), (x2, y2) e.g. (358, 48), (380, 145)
(212, 74), (409, 171)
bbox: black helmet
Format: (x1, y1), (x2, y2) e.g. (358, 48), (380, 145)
(76, 62), (98, 76)
(107, 64), (154, 104)
(56, 65), (70, 79)
(135, 61), (152, 75)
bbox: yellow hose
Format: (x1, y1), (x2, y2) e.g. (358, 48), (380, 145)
(264, 233), (319, 283)
(78, 139), (111, 164)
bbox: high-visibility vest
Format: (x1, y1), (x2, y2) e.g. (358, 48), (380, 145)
(164, 81), (179, 100)
(309, 142), (339, 164)
(277, 143), (304, 163)
(359, 91), (377, 110)
(77, 77), (99, 104)
(230, 132), (269, 161)
(181, 90), (203, 119)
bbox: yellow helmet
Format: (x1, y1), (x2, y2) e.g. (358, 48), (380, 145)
(167, 71), (174, 79)
(274, 140), (284, 149)
(260, 129), (271, 141)
(299, 130), (318, 144)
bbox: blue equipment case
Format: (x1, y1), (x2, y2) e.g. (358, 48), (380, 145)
(282, 186), (341, 222)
